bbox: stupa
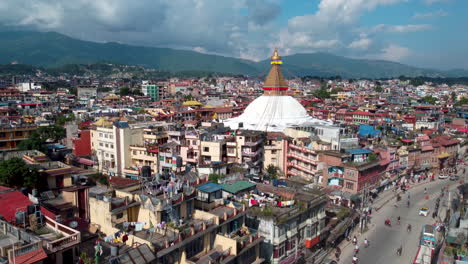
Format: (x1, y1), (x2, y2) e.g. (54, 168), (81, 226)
(224, 49), (331, 132)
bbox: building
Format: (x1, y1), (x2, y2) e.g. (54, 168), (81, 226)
(320, 149), (381, 194)
(0, 187), (81, 264)
(248, 184), (327, 264)
(0, 124), (36, 152)
(224, 49), (330, 132)
(88, 177), (264, 264)
(142, 81), (166, 101)
(72, 130), (92, 156)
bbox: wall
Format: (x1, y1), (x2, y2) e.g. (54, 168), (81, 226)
(89, 197), (114, 235)
(72, 130), (91, 156)
(213, 234), (237, 255)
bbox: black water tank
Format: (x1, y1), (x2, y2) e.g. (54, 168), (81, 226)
(176, 156), (183, 168)
(141, 166), (152, 178)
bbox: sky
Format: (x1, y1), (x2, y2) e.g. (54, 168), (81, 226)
(0, 0), (467, 70)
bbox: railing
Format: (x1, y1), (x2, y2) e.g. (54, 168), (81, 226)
(287, 162), (315, 173)
(288, 144), (315, 154)
(44, 233), (80, 252)
(242, 149), (261, 157)
(244, 139), (263, 146)
(9, 241), (42, 262)
(287, 152), (317, 164)
(43, 215), (81, 252)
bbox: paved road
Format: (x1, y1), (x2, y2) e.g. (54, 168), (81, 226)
(336, 168), (465, 264)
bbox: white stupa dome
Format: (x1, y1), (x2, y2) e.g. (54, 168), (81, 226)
(224, 49), (331, 132)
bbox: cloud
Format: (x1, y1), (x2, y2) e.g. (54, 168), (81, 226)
(367, 44), (411, 62)
(423, 0), (450, 4)
(369, 24), (434, 33)
(413, 10), (448, 19)
(348, 37), (373, 50)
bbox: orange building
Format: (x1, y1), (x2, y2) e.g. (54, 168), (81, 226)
(0, 124), (36, 151)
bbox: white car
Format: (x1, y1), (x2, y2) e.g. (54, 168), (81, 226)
(419, 208), (429, 217)
(438, 175), (449, 179)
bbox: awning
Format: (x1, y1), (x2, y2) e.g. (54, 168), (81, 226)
(437, 153), (450, 159)
(379, 179), (389, 187)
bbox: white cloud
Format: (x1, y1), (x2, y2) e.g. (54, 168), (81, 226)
(368, 44), (411, 61)
(424, 0), (450, 5)
(348, 38), (373, 50)
(368, 24), (433, 33)
(413, 10), (448, 19)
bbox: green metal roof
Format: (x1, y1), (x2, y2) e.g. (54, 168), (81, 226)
(221, 181), (256, 194)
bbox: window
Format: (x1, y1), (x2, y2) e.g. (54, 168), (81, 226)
(272, 150), (277, 154)
(272, 158), (277, 163)
(99, 143), (103, 147)
(228, 148), (235, 154)
(346, 182), (354, 190)
(0, 132), (5, 138)
(105, 134), (108, 138)
(203, 147), (209, 152)
(0, 142), (6, 147)
(15, 131), (23, 137)
(99, 133), (103, 137)
(116, 212), (123, 219)
(105, 153), (109, 157)
(109, 135), (113, 139)
(192, 140), (197, 145)
(105, 144), (108, 148)
(110, 144), (114, 149)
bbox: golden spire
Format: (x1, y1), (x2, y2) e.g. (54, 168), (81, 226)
(263, 48), (288, 96)
(271, 48), (281, 61)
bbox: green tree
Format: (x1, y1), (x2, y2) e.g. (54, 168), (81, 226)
(0, 158), (42, 188)
(119, 87), (131, 96)
(266, 164), (279, 179)
(55, 113), (75, 126)
(313, 88), (331, 99)
(455, 97), (468, 106)
(18, 125), (66, 152)
(374, 85), (383, 93)
(208, 173), (224, 184)
(422, 96), (437, 105)
(451, 91), (457, 101)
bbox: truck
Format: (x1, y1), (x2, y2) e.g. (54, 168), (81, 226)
(413, 245), (433, 264)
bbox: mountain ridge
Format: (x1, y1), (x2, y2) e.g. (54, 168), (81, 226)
(0, 30), (467, 79)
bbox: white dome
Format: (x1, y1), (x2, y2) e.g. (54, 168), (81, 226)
(224, 96), (330, 132)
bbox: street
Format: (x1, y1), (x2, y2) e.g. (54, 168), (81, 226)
(336, 168), (465, 264)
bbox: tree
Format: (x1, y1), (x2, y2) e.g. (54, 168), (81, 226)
(422, 96), (437, 105)
(0, 158), (42, 188)
(55, 113), (75, 126)
(119, 87), (131, 96)
(455, 97), (468, 106)
(374, 85), (383, 93)
(18, 125), (66, 152)
(208, 173), (224, 184)
(313, 88), (331, 99)
(266, 164), (280, 179)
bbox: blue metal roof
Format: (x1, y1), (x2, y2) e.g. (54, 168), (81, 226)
(345, 149), (372, 155)
(197, 183), (223, 193)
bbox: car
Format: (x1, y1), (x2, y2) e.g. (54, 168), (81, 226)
(450, 175), (460, 181)
(419, 208), (429, 216)
(438, 175), (449, 179)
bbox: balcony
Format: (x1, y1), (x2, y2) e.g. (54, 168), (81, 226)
(244, 138), (263, 147)
(287, 228), (297, 238)
(288, 144), (315, 154)
(287, 162), (315, 174)
(287, 152), (317, 164)
(227, 141), (236, 147)
(242, 149), (262, 157)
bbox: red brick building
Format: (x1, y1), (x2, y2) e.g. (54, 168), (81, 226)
(72, 130), (91, 156)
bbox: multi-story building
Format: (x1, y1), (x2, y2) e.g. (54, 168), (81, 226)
(263, 132), (288, 173)
(320, 149), (381, 194)
(249, 184), (327, 264)
(0, 124), (36, 152)
(142, 81), (166, 101)
(0, 187), (81, 264)
(235, 131), (265, 174)
(91, 119), (162, 177)
(88, 178), (263, 264)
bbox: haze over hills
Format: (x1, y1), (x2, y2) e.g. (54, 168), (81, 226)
(0, 30), (467, 79)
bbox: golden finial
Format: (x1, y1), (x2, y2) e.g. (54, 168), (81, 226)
(270, 48), (282, 64)
(271, 48), (281, 61)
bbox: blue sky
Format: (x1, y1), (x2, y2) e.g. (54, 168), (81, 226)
(0, 0), (467, 69)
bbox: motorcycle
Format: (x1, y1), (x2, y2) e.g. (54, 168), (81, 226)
(407, 225), (412, 232)
(364, 240), (369, 248)
(396, 247), (402, 256)
(385, 219), (392, 227)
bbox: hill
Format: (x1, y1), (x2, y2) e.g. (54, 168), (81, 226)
(0, 30), (467, 78)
